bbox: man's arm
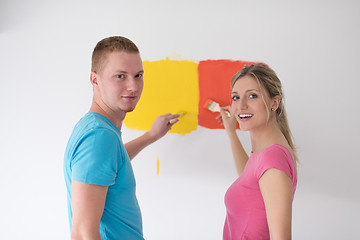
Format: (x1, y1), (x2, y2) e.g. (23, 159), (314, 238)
(71, 180), (108, 240)
(125, 113), (181, 160)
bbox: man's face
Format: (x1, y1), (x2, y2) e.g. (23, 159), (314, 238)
(93, 51), (144, 114)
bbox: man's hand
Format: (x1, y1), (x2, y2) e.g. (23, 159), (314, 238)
(125, 113), (181, 160)
(148, 113), (182, 141)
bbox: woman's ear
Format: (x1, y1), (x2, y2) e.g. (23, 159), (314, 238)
(271, 95), (281, 111)
(90, 72), (98, 86)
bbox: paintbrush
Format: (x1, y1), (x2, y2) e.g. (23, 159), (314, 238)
(169, 112), (185, 124)
(204, 99), (231, 117)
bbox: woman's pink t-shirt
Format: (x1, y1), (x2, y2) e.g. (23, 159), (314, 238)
(223, 144), (297, 240)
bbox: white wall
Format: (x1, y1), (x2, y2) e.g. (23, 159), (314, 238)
(1, 0), (359, 239)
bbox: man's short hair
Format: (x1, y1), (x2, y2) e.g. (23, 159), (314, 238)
(91, 36), (139, 73)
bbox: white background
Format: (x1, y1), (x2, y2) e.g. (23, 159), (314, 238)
(1, 0), (359, 239)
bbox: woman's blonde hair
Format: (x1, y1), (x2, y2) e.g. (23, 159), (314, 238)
(231, 63), (298, 166)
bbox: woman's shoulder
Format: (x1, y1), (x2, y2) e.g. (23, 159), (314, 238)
(261, 144), (293, 162)
(254, 144), (297, 182)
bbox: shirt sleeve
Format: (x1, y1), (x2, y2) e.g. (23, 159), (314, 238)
(71, 128), (122, 186)
(255, 145), (295, 182)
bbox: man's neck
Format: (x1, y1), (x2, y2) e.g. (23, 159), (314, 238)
(89, 101), (125, 130)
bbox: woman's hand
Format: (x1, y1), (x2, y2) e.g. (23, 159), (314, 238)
(217, 106), (238, 134)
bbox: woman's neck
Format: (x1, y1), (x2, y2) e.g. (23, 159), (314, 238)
(250, 120), (287, 153)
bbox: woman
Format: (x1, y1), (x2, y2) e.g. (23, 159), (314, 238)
(219, 63), (298, 240)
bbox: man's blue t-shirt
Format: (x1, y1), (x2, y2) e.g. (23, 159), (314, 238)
(64, 112), (143, 240)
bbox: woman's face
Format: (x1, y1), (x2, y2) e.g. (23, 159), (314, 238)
(231, 75), (274, 132)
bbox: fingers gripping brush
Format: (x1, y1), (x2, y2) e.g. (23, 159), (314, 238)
(169, 112), (185, 124)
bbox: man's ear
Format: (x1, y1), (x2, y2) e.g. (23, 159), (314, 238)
(271, 95), (281, 111)
(90, 72), (98, 86)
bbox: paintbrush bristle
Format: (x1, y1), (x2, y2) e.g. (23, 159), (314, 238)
(204, 99), (231, 117)
(169, 111), (186, 124)
(204, 99), (221, 112)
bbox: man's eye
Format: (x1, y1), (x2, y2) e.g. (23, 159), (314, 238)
(232, 96), (239, 101)
(136, 73), (143, 78)
(249, 94), (258, 99)
(117, 74), (125, 79)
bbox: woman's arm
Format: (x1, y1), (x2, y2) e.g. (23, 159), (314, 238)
(259, 168), (293, 240)
(219, 107), (249, 175)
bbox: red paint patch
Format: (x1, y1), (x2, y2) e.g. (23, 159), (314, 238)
(198, 60), (257, 129)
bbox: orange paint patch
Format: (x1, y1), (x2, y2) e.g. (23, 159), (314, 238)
(197, 60), (257, 129)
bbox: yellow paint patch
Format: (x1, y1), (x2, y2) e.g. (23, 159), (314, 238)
(157, 156), (159, 176)
(124, 57), (199, 135)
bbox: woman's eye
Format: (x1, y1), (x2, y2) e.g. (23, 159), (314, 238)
(232, 96), (240, 101)
(117, 74), (125, 79)
(249, 94), (258, 99)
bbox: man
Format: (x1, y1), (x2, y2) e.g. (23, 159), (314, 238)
(64, 36), (180, 240)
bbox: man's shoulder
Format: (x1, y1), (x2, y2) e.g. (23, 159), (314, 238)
(67, 113), (122, 148)
(75, 113), (118, 133)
